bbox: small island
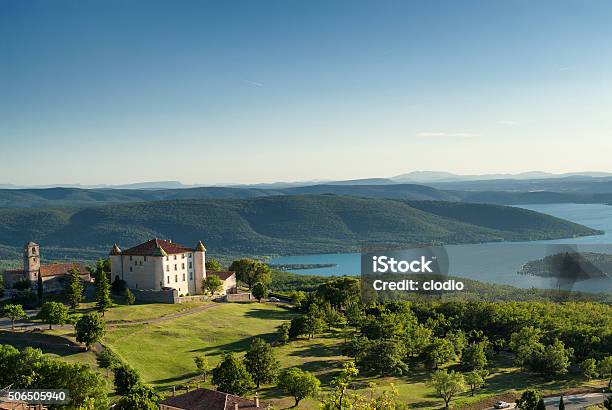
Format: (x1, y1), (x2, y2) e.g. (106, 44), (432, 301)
(519, 252), (612, 280)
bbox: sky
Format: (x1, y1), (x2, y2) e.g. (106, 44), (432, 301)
(1, 0), (612, 186)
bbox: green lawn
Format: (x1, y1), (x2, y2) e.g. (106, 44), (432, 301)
(1, 302), (604, 409)
(75, 300), (212, 323)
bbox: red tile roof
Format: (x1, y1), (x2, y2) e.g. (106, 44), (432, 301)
(207, 271), (235, 281)
(159, 388), (266, 410)
(122, 239), (195, 256)
(40, 262), (89, 278)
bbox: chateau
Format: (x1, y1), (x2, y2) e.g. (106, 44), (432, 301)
(109, 238), (236, 296)
(2, 242), (90, 292)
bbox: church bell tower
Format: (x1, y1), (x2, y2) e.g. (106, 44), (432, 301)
(23, 241), (41, 281)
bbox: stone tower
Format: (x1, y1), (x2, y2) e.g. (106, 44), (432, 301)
(23, 241), (40, 281)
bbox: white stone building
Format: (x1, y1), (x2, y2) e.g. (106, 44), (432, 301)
(108, 238), (236, 296)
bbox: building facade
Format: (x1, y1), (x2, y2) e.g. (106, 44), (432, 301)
(109, 238), (208, 296)
(2, 242), (90, 292)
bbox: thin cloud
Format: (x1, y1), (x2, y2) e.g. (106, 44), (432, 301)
(418, 132), (481, 138)
(244, 80), (264, 87)
(496, 120), (517, 126)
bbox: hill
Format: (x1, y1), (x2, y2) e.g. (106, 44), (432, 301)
(0, 195), (600, 260)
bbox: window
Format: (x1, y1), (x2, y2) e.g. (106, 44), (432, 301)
(182, 273), (185, 281)
(189, 253), (192, 258)
(129, 267), (133, 272)
(129, 256), (133, 261)
(189, 272), (193, 280)
(166, 256), (169, 261)
(167, 276), (170, 284)
(166, 265), (169, 272)
(175, 275), (178, 283)
(144, 256), (147, 262)
(189, 262), (192, 269)
(174, 264), (177, 271)
(182, 254), (185, 259)
(32, 247), (37, 255)
(174, 255), (177, 260)
(182, 263), (185, 269)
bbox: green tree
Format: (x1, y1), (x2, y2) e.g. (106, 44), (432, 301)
(2, 304), (27, 331)
(202, 275), (223, 295)
(464, 370), (486, 396)
(536, 398), (546, 410)
(206, 259), (223, 271)
(194, 355), (211, 381)
(278, 368), (320, 407)
(320, 361), (358, 410)
(405, 323), (433, 357)
(558, 395), (565, 410)
(65, 267), (84, 309)
(116, 384), (159, 410)
(212, 353), (254, 396)
(303, 304), (325, 339)
(424, 338), (456, 369)
(244, 337), (279, 388)
(323, 305), (346, 330)
(461, 342), (488, 371)
(75, 313), (106, 351)
(579, 358), (598, 380)
(96, 349), (119, 377)
(532, 339), (572, 376)
(516, 389), (542, 410)
(95, 269), (112, 315)
(37, 272), (43, 303)
(598, 356), (612, 390)
(277, 322), (290, 344)
(509, 327), (544, 368)
(252, 282), (268, 302)
(355, 339), (408, 376)
(125, 288), (136, 305)
(38, 301), (69, 330)
(113, 363), (142, 395)
(428, 370), (465, 409)
(228, 259), (271, 290)
(603, 396), (612, 410)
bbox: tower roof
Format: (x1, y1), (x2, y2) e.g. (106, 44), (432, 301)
(195, 240), (207, 252)
(109, 243), (122, 255)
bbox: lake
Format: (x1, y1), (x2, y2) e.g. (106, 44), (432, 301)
(270, 203), (612, 293)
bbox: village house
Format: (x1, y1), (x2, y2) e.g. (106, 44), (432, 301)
(159, 388), (267, 410)
(2, 242), (90, 292)
(109, 238), (236, 296)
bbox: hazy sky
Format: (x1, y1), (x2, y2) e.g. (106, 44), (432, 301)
(1, 0), (612, 185)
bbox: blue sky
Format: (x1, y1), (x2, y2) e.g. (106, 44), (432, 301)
(1, 0), (612, 185)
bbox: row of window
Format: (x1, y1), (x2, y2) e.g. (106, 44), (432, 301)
(166, 272), (193, 284)
(128, 253), (193, 262)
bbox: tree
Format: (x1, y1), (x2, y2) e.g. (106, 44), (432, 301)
(212, 353), (254, 396)
(194, 355), (211, 381)
(428, 370), (465, 409)
(277, 322), (290, 344)
(2, 304), (27, 331)
(516, 389), (542, 410)
(323, 305), (346, 330)
(113, 363), (142, 395)
(509, 327), (544, 368)
(598, 356), (612, 390)
(244, 337), (279, 388)
(37, 272), (43, 303)
(95, 270), (112, 315)
(116, 384), (159, 410)
(536, 398), (546, 410)
(278, 368), (320, 407)
(38, 301), (69, 330)
(320, 361), (359, 410)
(75, 313), (106, 351)
(206, 259), (223, 271)
(461, 342), (488, 371)
(65, 267), (84, 309)
(558, 395), (565, 410)
(464, 370), (486, 396)
(424, 338), (456, 369)
(405, 323), (433, 357)
(303, 304), (325, 339)
(125, 288), (136, 305)
(111, 275), (128, 295)
(532, 339), (572, 376)
(355, 339), (408, 376)
(579, 358), (598, 380)
(96, 349), (119, 377)
(252, 282), (268, 302)
(228, 259), (271, 290)
(202, 275), (223, 296)
(603, 396), (612, 410)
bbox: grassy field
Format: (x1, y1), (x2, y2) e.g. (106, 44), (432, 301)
(74, 300), (213, 323)
(0, 302), (605, 409)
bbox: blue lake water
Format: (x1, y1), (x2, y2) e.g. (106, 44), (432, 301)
(270, 203), (612, 293)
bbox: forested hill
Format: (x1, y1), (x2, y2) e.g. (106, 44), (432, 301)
(0, 195), (600, 260)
